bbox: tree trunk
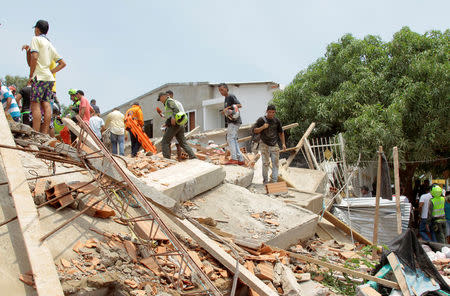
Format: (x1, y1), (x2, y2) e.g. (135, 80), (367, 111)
(399, 163), (418, 204)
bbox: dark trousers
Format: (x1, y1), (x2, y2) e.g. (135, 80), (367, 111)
(161, 125), (196, 159)
(128, 129), (141, 157)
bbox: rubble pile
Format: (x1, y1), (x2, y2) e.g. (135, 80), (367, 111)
(126, 155), (177, 177)
(1, 119), (449, 296)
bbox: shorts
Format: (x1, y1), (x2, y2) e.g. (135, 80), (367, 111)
(31, 78), (55, 103)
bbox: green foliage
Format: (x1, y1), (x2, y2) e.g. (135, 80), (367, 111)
(274, 27), (450, 177)
(60, 103), (71, 117)
(2, 75), (28, 91)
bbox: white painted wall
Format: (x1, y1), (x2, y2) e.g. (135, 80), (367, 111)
(204, 84), (277, 130)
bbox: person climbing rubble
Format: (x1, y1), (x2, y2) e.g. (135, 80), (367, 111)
(157, 92), (196, 160)
(253, 104), (286, 184)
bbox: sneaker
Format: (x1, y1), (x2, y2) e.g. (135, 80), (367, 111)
(224, 159), (239, 165)
(238, 161), (246, 166)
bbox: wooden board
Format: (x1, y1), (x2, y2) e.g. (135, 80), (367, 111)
(322, 210), (372, 245)
(219, 123), (299, 149)
(0, 109), (64, 295)
(387, 253), (411, 296)
(173, 218), (278, 296)
(284, 122), (315, 168)
(393, 147), (402, 234)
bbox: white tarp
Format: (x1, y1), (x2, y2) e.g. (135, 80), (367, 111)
(333, 196), (411, 245)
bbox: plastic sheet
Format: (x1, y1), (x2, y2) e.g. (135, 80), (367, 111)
(333, 196), (411, 244)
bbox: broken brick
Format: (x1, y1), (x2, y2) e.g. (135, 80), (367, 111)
(256, 262), (274, 281)
(133, 221), (168, 241)
(265, 181), (288, 194)
(19, 273), (34, 286)
(124, 240), (138, 263)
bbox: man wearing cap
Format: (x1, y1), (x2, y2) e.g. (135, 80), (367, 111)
(125, 102), (144, 157)
(157, 92), (196, 160)
(23, 20), (66, 134)
(166, 90), (182, 160)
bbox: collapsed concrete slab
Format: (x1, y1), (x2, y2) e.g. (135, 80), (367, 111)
(183, 183), (318, 249)
(279, 167), (327, 194)
(222, 165), (254, 188)
(284, 190), (324, 215)
(140, 159), (225, 203)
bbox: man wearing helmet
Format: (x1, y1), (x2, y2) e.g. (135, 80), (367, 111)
(427, 185), (447, 243)
(157, 92), (196, 160)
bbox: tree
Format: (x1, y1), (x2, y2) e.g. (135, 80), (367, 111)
(273, 27), (450, 198)
(2, 75), (28, 91)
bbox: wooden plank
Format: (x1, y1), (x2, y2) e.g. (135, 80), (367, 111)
(358, 285), (382, 296)
(322, 211), (372, 245)
(219, 122), (299, 148)
(62, 117), (99, 151)
(0, 109), (64, 295)
(387, 253), (411, 296)
(269, 246), (400, 290)
(284, 122), (315, 168)
(372, 146), (383, 257)
(393, 147), (402, 235)
(173, 218), (278, 296)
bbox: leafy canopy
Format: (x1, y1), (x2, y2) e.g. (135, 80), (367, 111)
(273, 27), (449, 173)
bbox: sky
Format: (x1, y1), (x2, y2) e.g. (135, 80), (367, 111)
(1, 0), (449, 112)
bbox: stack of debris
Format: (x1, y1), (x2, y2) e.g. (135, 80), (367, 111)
(126, 154), (177, 177)
(2, 115), (450, 296)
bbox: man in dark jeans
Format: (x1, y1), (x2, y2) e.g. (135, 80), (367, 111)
(157, 92), (196, 160)
(125, 102), (144, 157)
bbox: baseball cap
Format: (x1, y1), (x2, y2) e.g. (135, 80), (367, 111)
(33, 20), (49, 34)
(157, 92), (166, 101)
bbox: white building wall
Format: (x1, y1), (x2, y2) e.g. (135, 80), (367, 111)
(205, 83), (278, 130)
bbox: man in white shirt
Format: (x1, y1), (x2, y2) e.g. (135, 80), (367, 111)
(418, 185), (432, 241)
(105, 109), (127, 156)
(23, 20), (66, 134)
(89, 111), (105, 140)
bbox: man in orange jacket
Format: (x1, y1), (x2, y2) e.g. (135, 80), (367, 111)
(125, 102), (144, 157)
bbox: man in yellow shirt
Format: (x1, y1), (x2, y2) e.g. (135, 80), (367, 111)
(105, 108), (127, 156)
(23, 20), (66, 134)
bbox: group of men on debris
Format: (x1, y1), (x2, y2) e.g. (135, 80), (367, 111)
(114, 84), (287, 185)
(1, 19), (287, 185)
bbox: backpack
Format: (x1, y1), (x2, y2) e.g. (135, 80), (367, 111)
(249, 116), (268, 152)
